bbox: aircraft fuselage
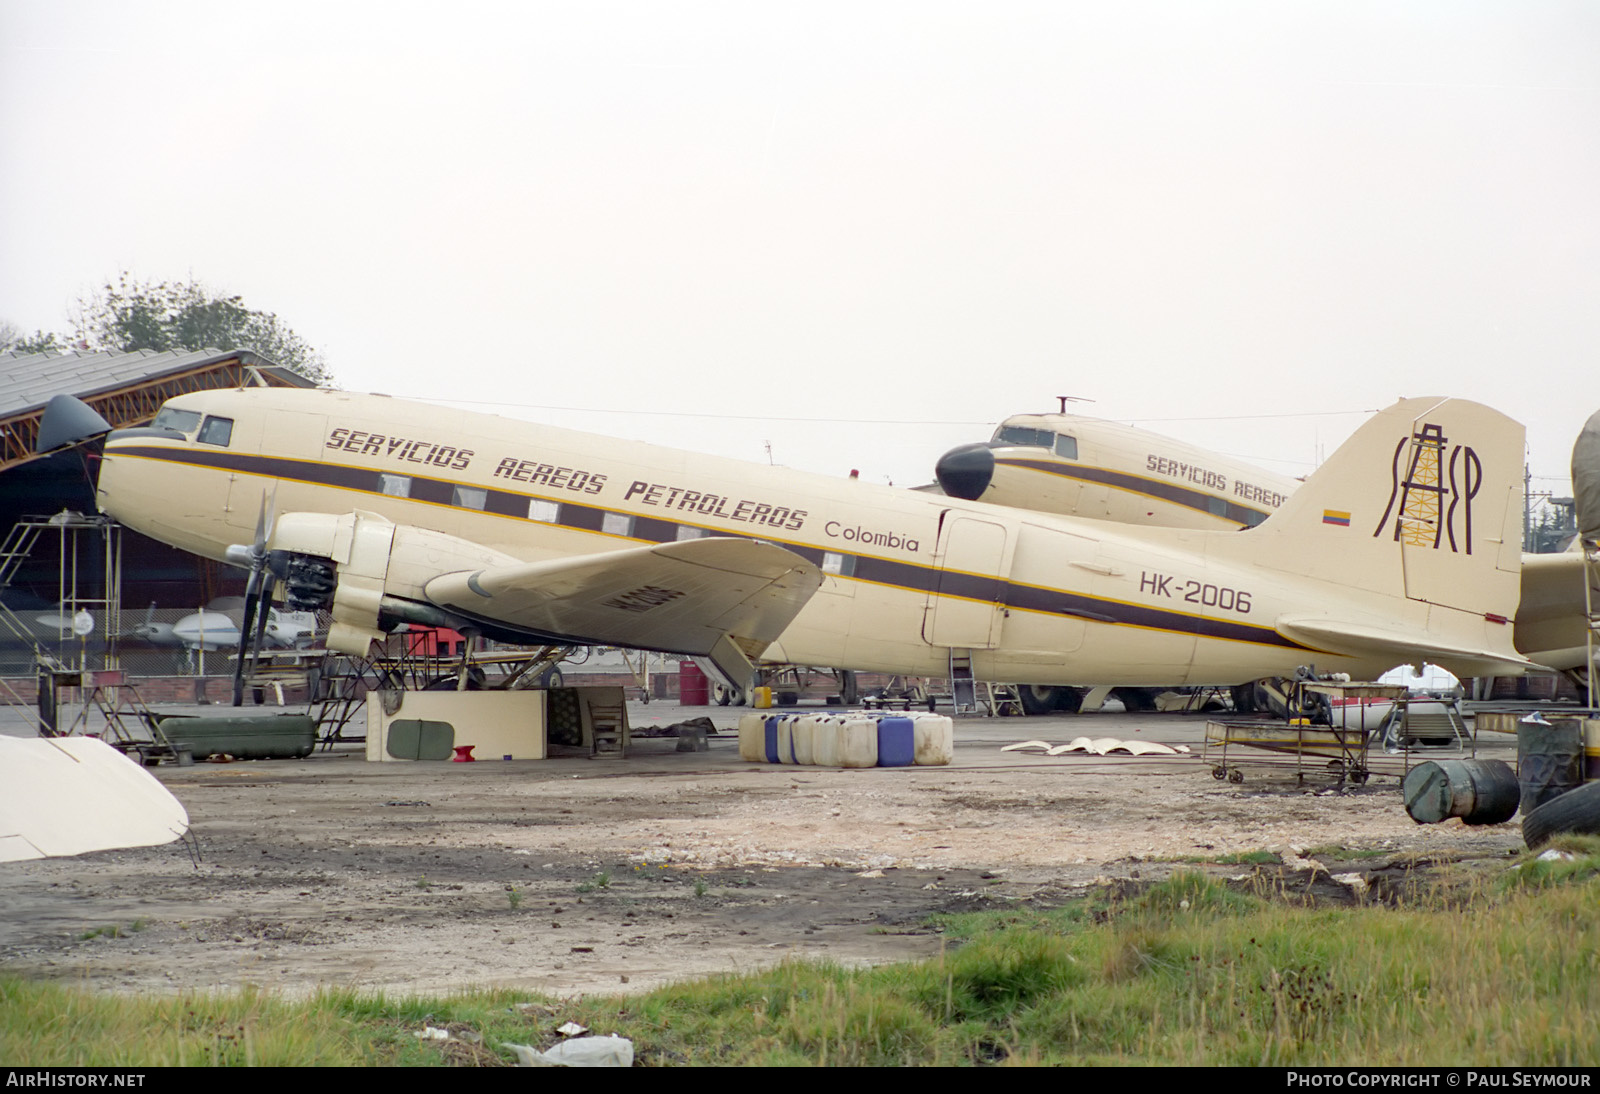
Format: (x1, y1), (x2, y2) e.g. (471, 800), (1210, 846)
(96, 389), (1523, 687)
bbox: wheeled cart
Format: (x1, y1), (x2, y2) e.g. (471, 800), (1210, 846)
(1204, 682), (1408, 785)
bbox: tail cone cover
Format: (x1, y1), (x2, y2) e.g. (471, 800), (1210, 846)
(935, 442), (995, 501)
(37, 395), (112, 453)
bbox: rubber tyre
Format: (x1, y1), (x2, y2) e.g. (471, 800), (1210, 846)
(1112, 686), (1160, 713)
(838, 670), (859, 706)
(1018, 685), (1063, 717)
(1522, 780), (1600, 849)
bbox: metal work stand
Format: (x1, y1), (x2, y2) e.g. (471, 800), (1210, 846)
(1204, 681), (1407, 785)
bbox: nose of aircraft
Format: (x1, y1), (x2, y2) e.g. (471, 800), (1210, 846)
(934, 442), (995, 501)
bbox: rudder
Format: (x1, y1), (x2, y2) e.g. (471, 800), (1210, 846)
(1248, 396), (1523, 622)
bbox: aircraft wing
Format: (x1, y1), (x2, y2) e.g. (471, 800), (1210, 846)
(423, 537), (823, 684)
(1275, 615), (1536, 677)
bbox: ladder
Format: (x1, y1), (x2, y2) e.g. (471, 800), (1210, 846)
(585, 687), (628, 755)
(948, 648), (979, 714)
(0, 522), (46, 651)
(1586, 533), (1599, 709)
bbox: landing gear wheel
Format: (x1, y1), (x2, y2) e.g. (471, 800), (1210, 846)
(1018, 685), (1064, 717)
(1111, 686), (1160, 713)
(1227, 769), (1244, 784)
(1211, 766), (1227, 781)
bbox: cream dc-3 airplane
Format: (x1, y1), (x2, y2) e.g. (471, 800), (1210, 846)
(934, 408), (1591, 694)
(49, 387), (1534, 696)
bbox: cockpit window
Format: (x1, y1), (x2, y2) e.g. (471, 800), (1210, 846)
(994, 425), (1055, 448)
(152, 407), (202, 434)
(196, 416), (234, 447)
(994, 425), (1077, 459)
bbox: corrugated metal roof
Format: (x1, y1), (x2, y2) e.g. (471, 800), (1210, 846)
(0, 348), (315, 419)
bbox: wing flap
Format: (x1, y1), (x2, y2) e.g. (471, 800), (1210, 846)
(423, 537), (823, 659)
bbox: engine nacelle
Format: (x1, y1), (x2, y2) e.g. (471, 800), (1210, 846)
(267, 510), (520, 655)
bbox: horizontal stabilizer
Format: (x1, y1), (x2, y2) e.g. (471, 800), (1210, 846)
(424, 537), (823, 658)
(1276, 615), (1534, 677)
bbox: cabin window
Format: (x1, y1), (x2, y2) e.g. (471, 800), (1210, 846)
(453, 485), (487, 510)
(602, 512), (634, 536)
(379, 473), (412, 497)
(1208, 497), (1228, 517)
(528, 498), (560, 523)
(822, 551), (856, 577)
(152, 407), (202, 435)
(675, 525), (706, 541)
(1241, 510), (1267, 528)
(1053, 433), (1078, 460)
(196, 416), (234, 447)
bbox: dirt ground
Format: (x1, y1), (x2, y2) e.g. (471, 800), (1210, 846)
(0, 705), (1527, 1000)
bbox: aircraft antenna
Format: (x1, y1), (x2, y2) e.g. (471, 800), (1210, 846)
(1056, 395), (1095, 414)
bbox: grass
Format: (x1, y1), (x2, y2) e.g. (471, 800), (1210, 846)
(7, 866), (1600, 1065)
(576, 870), (612, 894)
(1501, 834), (1600, 890)
(75, 920), (150, 943)
(1160, 850), (1282, 866)
(1301, 845), (1396, 861)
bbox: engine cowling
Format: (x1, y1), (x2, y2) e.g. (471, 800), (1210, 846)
(260, 510), (521, 655)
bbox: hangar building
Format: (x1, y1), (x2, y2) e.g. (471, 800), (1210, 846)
(0, 349), (315, 673)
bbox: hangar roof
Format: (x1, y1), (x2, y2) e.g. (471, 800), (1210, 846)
(0, 348), (318, 473)
(0, 348), (312, 419)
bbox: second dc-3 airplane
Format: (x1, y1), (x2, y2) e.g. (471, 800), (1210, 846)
(69, 387), (1533, 692)
(935, 407), (1591, 689)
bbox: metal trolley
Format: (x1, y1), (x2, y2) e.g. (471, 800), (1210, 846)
(1204, 682), (1409, 785)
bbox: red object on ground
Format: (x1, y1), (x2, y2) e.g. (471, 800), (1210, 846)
(451, 745), (476, 763)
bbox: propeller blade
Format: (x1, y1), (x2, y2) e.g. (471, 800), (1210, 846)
(253, 488), (278, 556)
(252, 575), (276, 655)
(231, 567), (263, 707)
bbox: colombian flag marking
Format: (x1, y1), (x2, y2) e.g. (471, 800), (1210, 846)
(1323, 510), (1351, 527)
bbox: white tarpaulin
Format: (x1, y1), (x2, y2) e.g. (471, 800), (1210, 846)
(0, 736), (189, 862)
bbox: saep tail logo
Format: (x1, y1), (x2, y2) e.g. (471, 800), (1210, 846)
(1371, 422), (1482, 553)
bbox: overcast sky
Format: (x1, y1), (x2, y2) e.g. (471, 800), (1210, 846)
(2, 2), (1595, 500)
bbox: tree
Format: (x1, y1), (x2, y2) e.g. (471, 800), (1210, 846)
(0, 321), (65, 354)
(70, 273), (330, 383)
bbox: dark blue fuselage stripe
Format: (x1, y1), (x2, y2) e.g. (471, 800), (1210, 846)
(107, 444), (1307, 651)
(996, 456), (1272, 527)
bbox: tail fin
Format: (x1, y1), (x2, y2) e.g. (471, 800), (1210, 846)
(1244, 396), (1525, 673)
